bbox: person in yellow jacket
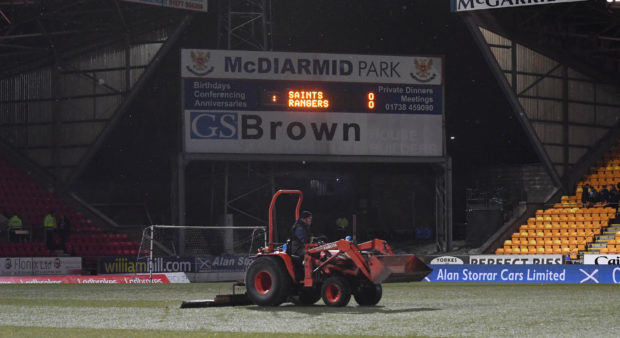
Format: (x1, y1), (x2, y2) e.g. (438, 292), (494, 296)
(43, 210), (57, 250)
(335, 216), (349, 239)
(7, 212), (23, 242)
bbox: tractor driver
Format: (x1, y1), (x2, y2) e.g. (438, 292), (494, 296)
(290, 210), (313, 257)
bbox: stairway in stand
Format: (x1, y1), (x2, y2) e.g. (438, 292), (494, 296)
(582, 222), (620, 257)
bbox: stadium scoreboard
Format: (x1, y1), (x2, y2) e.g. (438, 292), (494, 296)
(181, 49), (444, 157)
(186, 79), (440, 114)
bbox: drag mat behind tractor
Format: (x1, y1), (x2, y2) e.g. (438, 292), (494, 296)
(180, 293), (252, 308)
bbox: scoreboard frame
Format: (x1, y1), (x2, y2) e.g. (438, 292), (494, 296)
(181, 49), (446, 161)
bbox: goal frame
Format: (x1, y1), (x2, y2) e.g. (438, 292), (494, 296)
(139, 225), (267, 280)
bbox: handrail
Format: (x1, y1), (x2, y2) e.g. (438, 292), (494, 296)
(268, 190), (303, 248)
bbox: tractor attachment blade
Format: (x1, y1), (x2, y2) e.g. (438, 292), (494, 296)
(367, 254), (432, 284)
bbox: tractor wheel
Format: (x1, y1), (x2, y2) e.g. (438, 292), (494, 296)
(321, 276), (351, 307)
(245, 257), (291, 306)
(354, 284), (382, 306)
(292, 287), (322, 305)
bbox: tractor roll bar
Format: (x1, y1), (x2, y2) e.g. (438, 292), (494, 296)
(268, 189), (303, 248)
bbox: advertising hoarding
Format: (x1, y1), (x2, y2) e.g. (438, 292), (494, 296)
(427, 264), (620, 283)
(195, 254), (253, 272)
(0, 273), (190, 284)
(1, 257), (82, 276)
(121, 0), (207, 12)
(583, 254), (620, 265)
(469, 255), (563, 264)
(97, 256), (195, 274)
(451, 0), (586, 12)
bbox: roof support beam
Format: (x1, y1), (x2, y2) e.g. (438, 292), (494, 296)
(463, 13), (565, 194)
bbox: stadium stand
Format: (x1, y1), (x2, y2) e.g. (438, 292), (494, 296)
(0, 154), (140, 258)
(496, 141), (620, 261)
(0, 242), (52, 257)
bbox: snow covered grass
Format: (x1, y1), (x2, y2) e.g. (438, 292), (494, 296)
(0, 282), (618, 337)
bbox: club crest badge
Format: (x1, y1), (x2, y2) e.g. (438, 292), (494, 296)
(410, 58), (436, 83)
(186, 50), (214, 76)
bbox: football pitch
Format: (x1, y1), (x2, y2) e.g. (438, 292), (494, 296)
(0, 282), (618, 337)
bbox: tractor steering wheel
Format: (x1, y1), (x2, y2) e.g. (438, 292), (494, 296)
(313, 235), (328, 245)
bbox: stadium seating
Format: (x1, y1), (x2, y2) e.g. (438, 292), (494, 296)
(66, 233), (141, 257)
(0, 242), (52, 257)
(498, 206), (614, 259)
(496, 139), (620, 260)
(0, 154), (141, 257)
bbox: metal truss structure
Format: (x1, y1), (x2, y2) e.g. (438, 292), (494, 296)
(0, 0), (189, 79)
(0, 1), (193, 184)
(481, 1), (620, 84)
(464, 2), (620, 195)
(216, 0), (273, 51)
(176, 0), (279, 248)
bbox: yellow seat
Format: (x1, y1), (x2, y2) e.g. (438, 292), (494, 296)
(496, 248), (504, 254)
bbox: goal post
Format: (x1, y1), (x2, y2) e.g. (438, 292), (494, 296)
(138, 225), (267, 280)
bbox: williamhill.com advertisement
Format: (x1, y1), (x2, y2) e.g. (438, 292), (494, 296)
(98, 254), (254, 274)
(98, 257), (195, 274)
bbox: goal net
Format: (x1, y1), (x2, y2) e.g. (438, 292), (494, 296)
(137, 225), (266, 276)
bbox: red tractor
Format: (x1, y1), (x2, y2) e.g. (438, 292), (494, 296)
(244, 190), (431, 307)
